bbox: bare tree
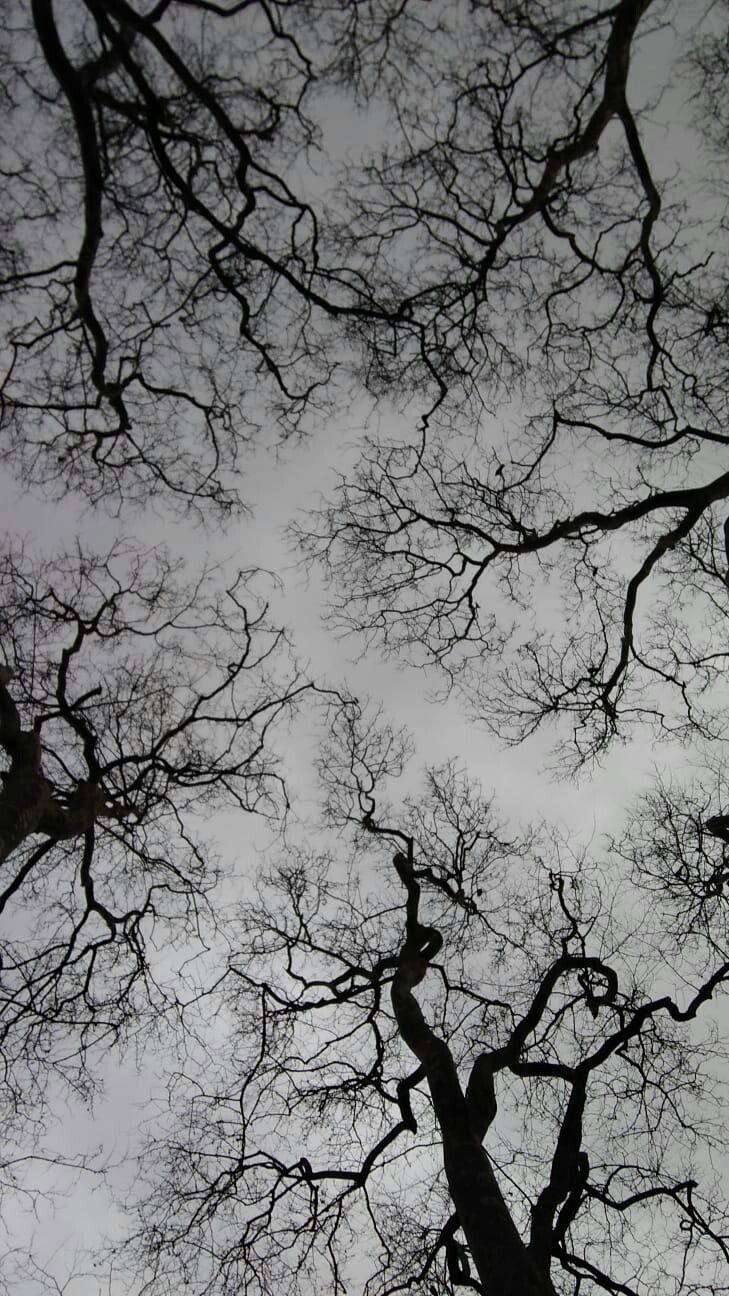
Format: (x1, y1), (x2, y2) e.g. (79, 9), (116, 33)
(297, 0), (729, 765)
(123, 708), (729, 1296)
(1, 0), (465, 515)
(1, 0), (364, 510)
(3, 3), (729, 1293)
(0, 537), (307, 1123)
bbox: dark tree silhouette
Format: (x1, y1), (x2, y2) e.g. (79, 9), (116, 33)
(298, 0), (729, 765)
(1, 0), (390, 511)
(2, 2), (729, 1294)
(0, 538), (306, 1122)
(125, 708), (729, 1296)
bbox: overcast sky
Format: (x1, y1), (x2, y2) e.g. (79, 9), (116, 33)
(1, 398), (691, 1296)
(1, 3), (724, 1293)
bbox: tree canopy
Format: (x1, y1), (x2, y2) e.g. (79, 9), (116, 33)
(2, 2), (729, 1295)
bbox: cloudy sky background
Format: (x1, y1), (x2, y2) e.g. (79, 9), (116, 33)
(1, 2), (725, 1292)
(0, 397), (693, 1296)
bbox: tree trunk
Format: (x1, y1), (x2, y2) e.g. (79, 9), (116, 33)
(0, 759), (54, 864)
(392, 966), (556, 1295)
(0, 669), (102, 863)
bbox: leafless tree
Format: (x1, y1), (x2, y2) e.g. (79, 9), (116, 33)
(4, 3), (729, 1294)
(297, 0), (729, 765)
(1, 0), (448, 515)
(123, 706), (729, 1296)
(0, 537), (307, 1125)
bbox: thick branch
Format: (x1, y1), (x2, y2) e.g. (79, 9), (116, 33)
(389, 845), (555, 1296)
(0, 666), (121, 864)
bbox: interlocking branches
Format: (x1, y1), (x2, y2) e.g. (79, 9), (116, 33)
(124, 711), (729, 1295)
(303, 443), (729, 763)
(0, 537), (305, 1123)
(298, 0), (729, 763)
(1, 0), (411, 512)
(8, 1), (723, 524)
